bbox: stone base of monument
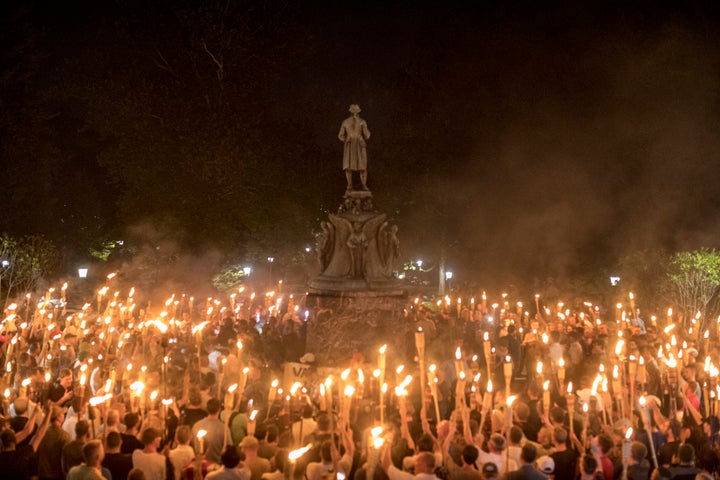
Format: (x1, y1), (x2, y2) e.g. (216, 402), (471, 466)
(305, 291), (409, 365)
(308, 276), (406, 294)
(305, 189), (410, 364)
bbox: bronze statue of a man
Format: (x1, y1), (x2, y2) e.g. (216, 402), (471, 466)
(338, 104), (371, 191)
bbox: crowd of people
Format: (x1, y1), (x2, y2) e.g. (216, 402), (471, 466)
(0, 284), (718, 480)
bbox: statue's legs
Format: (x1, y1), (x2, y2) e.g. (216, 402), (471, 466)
(345, 169), (353, 190)
(360, 171), (368, 190)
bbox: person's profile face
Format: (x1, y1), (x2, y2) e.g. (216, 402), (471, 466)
(60, 375), (73, 388)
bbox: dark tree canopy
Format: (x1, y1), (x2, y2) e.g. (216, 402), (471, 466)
(2, 1), (720, 289)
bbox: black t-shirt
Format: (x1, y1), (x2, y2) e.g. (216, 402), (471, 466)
(103, 452), (134, 480)
(48, 383), (73, 407)
(9, 416), (28, 433)
(658, 440), (680, 467)
(120, 433), (145, 455)
(669, 464), (702, 480)
(0, 444), (36, 480)
(627, 463), (650, 480)
(524, 399), (542, 442)
(9, 416), (35, 447)
(552, 448), (579, 480)
(180, 407), (207, 428)
(62, 440), (85, 475)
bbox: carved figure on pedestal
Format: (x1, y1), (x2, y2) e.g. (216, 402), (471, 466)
(338, 104), (371, 191)
(378, 223), (400, 276)
(316, 221), (335, 271)
(346, 222), (368, 278)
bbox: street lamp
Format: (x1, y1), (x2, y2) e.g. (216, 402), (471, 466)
(78, 268), (89, 279)
(416, 259), (423, 268)
(0, 260), (9, 268)
(444, 270), (453, 293)
(267, 256), (275, 285)
(242, 267), (252, 276)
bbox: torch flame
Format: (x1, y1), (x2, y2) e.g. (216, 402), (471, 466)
(288, 444), (313, 463)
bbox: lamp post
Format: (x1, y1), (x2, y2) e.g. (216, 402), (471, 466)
(267, 256), (274, 286)
(445, 271), (453, 293)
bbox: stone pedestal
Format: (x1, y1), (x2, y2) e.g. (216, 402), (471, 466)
(305, 292), (409, 364)
(306, 190), (408, 364)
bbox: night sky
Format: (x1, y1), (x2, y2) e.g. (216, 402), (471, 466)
(2, 1), (720, 291)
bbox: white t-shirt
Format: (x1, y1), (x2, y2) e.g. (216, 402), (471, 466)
(402, 452), (444, 472)
(207, 467), (252, 480)
(476, 450), (518, 475)
(305, 454), (353, 480)
(132, 449), (166, 480)
(169, 444), (195, 480)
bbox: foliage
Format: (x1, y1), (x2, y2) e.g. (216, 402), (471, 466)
(0, 233), (59, 307)
(212, 264), (249, 292)
(665, 248), (720, 330)
(89, 240), (124, 261)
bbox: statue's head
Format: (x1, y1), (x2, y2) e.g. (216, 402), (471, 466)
(348, 104), (361, 114)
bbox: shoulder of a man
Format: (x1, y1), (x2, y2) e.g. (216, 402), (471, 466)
(169, 445), (190, 457)
(231, 412), (247, 426)
(66, 467), (79, 480)
(133, 448), (163, 463)
(305, 461), (324, 480)
(67, 464), (96, 480)
(475, 447), (492, 463)
(13, 443), (34, 459)
(670, 465), (702, 476)
(402, 454), (416, 471)
(388, 464), (416, 480)
(59, 425), (72, 442)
